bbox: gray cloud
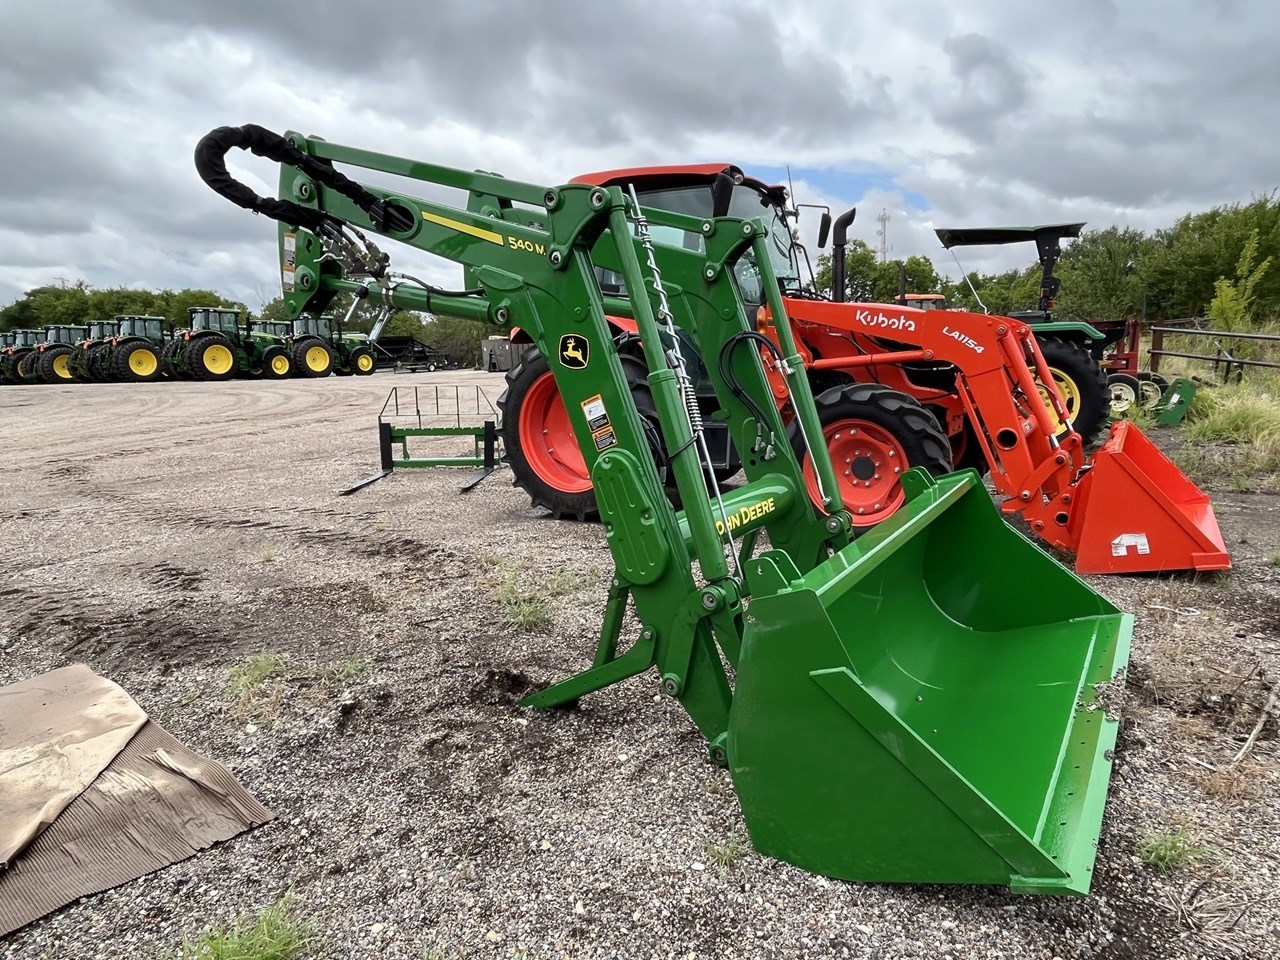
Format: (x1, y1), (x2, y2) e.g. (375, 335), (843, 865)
(0, 0), (1277, 305)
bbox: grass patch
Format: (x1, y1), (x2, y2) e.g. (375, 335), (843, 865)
(1138, 826), (1213, 872)
(227, 652), (286, 698)
(702, 836), (749, 874)
(488, 562), (581, 632)
(170, 896), (320, 960)
(259, 543), (278, 564)
(315, 656), (371, 687)
(1200, 764), (1264, 804)
(1270, 552), (1280, 566)
(1174, 383), (1280, 490)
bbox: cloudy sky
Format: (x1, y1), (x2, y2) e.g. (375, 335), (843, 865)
(1, 0), (1275, 308)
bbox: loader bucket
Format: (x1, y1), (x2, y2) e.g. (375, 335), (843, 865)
(1069, 421), (1230, 575)
(729, 470), (1131, 895)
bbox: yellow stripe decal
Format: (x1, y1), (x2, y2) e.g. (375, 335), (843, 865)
(421, 210), (504, 245)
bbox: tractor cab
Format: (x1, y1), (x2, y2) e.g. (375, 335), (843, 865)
(188, 307), (242, 339)
(85, 321), (115, 341)
(571, 165), (810, 308)
(42, 325), (84, 345)
(116, 316), (166, 340)
(256, 320), (293, 339)
(11, 329), (41, 347)
(902, 293), (948, 310)
(0, 332), (14, 349)
(293, 314), (332, 339)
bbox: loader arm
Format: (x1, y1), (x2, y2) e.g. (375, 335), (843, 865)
(198, 125), (1134, 895)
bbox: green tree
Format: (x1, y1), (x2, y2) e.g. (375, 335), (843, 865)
(1207, 228), (1273, 334)
(815, 239), (882, 301)
(421, 314), (489, 367)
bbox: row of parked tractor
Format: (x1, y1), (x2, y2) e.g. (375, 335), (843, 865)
(0, 307), (377, 385)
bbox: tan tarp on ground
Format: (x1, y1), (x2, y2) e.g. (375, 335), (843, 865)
(0, 665), (148, 867)
(0, 665), (274, 937)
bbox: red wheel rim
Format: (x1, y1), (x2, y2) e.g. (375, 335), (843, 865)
(518, 371), (592, 494)
(803, 420), (909, 526)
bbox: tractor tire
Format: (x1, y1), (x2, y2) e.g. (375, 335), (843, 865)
(262, 346), (292, 379)
(185, 335), (238, 382)
(1035, 337), (1110, 444)
(1108, 373), (1142, 417)
(292, 337), (333, 378)
(19, 351), (42, 382)
(5, 351), (31, 382)
(796, 383), (953, 531)
(499, 349), (599, 521)
(84, 344), (106, 381)
(498, 349), (663, 521)
(161, 340), (185, 379)
(38, 346), (75, 384)
(350, 347), (376, 376)
(1136, 371), (1165, 410)
(114, 341), (162, 383)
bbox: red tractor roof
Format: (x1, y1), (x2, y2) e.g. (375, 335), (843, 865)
(570, 164), (784, 198)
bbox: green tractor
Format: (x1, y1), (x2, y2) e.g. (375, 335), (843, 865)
(170, 307), (292, 381)
(0, 331), (17, 383)
(70, 321), (118, 382)
(1, 329), (41, 383)
(17, 325), (86, 384)
(291, 314), (375, 377)
(99, 316), (169, 383)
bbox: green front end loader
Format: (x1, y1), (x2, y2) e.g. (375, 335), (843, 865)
(198, 124), (1133, 895)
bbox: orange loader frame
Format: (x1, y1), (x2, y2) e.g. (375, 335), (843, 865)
(762, 297), (1229, 575)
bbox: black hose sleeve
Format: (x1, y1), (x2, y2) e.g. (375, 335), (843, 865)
(194, 124), (400, 232)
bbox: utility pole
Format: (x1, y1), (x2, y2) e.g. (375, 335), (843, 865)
(875, 208), (892, 262)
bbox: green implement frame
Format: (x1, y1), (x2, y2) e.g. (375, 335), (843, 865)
(197, 123), (1133, 895)
(339, 385), (504, 495)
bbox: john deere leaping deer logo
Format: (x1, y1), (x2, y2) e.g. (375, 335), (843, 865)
(558, 334), (589, 369)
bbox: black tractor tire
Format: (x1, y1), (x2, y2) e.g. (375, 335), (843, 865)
(5, 350), (31, 382)
(1035, 336), (1110, 444)
(350, 347), (376, 376)
(184, 334), (238, 382)
(499, 348), (661, 521)
(292, 337), (333, 378)
(261, 346), (292, 380)
(114, 341), (162, 383)
(161, 339), (185, 379)
(38, 345), (76, 384)
(1108, 372), (1142, 417)
(18, 351), (40, 382)
(796, 383), (953, 531)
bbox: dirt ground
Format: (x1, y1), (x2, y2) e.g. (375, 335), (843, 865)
(0, 373), (1277, 960)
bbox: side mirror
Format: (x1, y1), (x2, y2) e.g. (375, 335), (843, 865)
(711, 173), (735, 219)
(817, 212), (832, 250)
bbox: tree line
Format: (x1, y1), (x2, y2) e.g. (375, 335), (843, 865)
(817, 193), (1279, 327)
(0, 282), (494, 367)
(5, 192), (1276, 363)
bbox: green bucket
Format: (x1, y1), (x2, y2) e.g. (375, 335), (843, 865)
(729, 470), (1131, 895)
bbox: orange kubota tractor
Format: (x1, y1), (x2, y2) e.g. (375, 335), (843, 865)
(493, 165), (1228, 576)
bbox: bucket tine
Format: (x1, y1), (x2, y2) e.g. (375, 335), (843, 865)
(1069, 422), (1230, 575)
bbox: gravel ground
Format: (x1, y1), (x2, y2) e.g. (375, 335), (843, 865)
(1, 373), (1276, 960)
